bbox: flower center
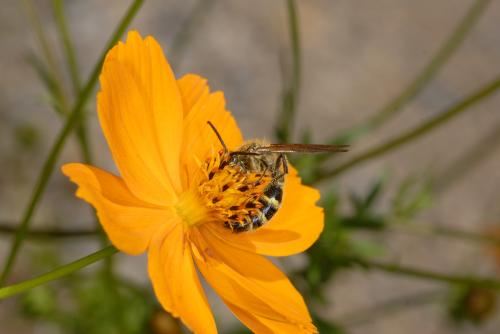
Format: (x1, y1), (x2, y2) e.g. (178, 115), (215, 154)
(175, 190), (210, 227)
(177, 151), (274, 230)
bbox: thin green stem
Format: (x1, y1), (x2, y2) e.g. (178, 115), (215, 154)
(51, 0), (106, 270)
(323, 0), (491, 149)
(432, 119), (500, 193)
(316, 75), (500, 181)
(0, 223), (99, 239)
(275, 0), (301, 143)
(388, 222), (500, 246)
(75, 123), (92, 164)
(52, 0), (81, 94)
(0, 246), (118, 300)
(24, 0), (91, 164)
(351, 256), (500, 289)
(22, 0), (70, 115)
(0, 0), (144, 286)
(23, 0), (90, 164)
(52, 0), (92, 165)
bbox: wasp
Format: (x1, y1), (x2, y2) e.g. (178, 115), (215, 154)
(207, 121), (348, 233)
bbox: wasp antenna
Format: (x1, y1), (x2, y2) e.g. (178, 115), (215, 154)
(207, 121), (228, 152)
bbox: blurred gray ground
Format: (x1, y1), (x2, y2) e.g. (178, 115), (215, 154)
(1, 0), (500, 333)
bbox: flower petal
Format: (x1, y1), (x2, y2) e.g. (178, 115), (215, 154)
(192, 226), (316, 333)
(148, 223), (217, 334)
(177, 74), (244, 188)
(226, 303), (316, 334)
(98, 31), (183, 205)
(177, 74), (210, 116)
(206, 167), (324, 256)
(61, 163), (172, 255)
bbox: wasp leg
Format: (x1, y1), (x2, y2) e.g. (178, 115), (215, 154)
(274, 153), (288, 176)
(256, 161), (270, 185)
(271, 172), (286, 184)
(270, 154), (288, 184)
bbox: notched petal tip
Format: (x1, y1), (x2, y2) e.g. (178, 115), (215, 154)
(127, 29), (143, 41)
(178, 73), (243, 188)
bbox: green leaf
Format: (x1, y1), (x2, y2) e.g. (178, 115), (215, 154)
(392, 175), (433, 220)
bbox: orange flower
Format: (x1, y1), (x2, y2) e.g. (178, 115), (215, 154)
(62, 31), (323, 333)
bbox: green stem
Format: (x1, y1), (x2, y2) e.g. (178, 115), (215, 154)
(23, 0), (70, 115)
(25, 0), (91, 164)
(0, 246), (118, 300)
(52, 0), (92, 164)
(316, 75), (500, 181)
(432, 119), (500, 193)
(0, 223), (99, 239)
(275, 0), (301, 143)
(0, 0), (144, 286)
(52, 0), (81, 94)
(51, 0), (106, 267)
(351, 256), (500, 289)
(388, 222), (500, 246)
(75, 124), (92, 164)
(324, 0), (491, 148)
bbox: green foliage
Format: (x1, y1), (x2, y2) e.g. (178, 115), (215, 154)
(342, 175), (388, 230)
(21, 272), (155, 334)
(392, 176), (433, 220)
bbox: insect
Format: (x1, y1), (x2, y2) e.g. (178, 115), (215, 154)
(206, 121), (349, 233)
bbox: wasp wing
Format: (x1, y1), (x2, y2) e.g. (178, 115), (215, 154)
(255, 144), (349, 153)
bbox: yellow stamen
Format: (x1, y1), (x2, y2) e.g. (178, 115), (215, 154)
(177, 151), (274, 230)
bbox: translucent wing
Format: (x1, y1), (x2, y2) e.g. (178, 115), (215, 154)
(255, 144), (349, 153)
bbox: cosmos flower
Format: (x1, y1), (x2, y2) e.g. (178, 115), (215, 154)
(62, 31), (323, 333)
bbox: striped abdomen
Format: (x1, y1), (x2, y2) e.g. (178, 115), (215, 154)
(227, 183), (283, 233)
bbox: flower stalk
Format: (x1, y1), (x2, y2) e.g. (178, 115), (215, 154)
(4, 248), (500, 302)
(0, 223), (99, 239)
(0, 246), (118, 300)
(351, 256), (500, 290)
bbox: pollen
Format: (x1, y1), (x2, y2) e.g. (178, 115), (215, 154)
(178, 151), (273, 230)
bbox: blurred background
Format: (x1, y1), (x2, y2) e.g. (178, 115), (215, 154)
(1, 0), (500, 333)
